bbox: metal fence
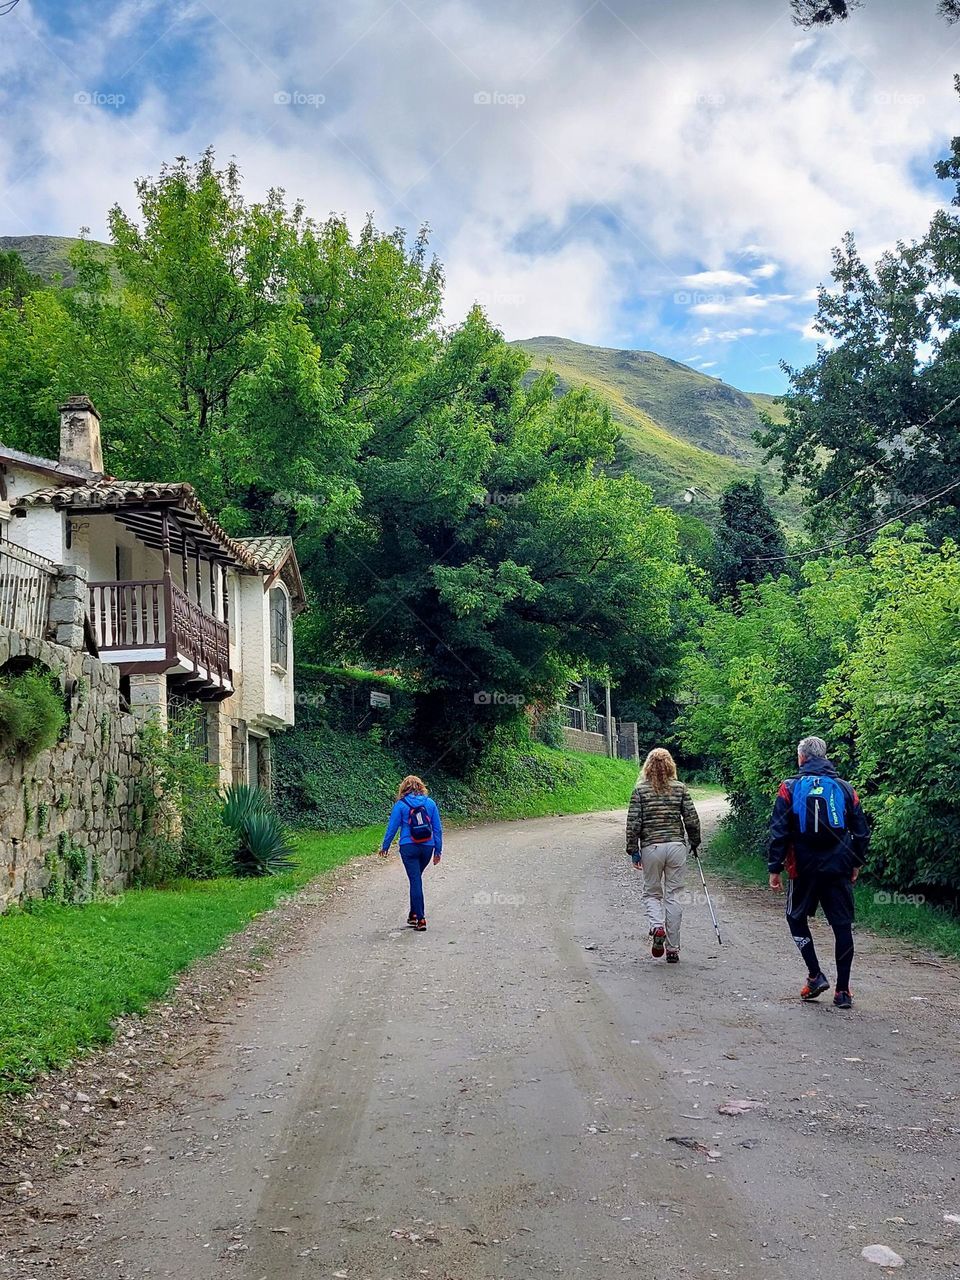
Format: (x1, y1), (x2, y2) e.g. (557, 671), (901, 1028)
(0, 542), (56, 640)
(559, 703), (611, 737)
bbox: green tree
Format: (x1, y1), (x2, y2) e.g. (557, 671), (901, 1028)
(710, 477), (787, 596)
(759, 91), (960, 541)
(313, 308), (693, 765)
(818, 532), (960, 899)
(0, 250), (43, 308)
(679, 555), (872, 836)
(790, 0), (958, 25)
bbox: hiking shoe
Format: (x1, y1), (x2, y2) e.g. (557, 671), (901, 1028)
(650, 926), (666, 958)
(415, 918), (427, 932)
(801, 973), (830, 1001)
(666, 949), (680, 964)
(833, 989), (853, 1009)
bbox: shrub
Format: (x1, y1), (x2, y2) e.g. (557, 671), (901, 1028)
(138, 709), (238, 882)
(0, 668), (66, 759)
(222, 783), (296, 876)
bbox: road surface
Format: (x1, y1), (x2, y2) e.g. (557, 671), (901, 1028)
(4, 799), (960, 1278)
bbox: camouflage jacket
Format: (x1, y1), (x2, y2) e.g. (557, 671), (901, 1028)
(625, 779), (701, 856)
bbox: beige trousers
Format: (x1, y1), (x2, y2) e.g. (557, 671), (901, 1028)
(641, 841), (687, 951)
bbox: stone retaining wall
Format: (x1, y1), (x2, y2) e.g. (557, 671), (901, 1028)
(561, 726), (610, 755)
(0, 626), (145, 911)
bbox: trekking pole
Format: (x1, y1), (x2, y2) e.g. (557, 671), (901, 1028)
(692, 851), (723, 945)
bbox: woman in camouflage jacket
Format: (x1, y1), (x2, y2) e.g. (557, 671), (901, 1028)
(625, 748), (701, 963)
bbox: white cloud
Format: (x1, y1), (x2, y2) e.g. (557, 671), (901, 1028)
(681, 269), (754, 288)
(0, 0), (953, 382)
(691, 293), (795, 316)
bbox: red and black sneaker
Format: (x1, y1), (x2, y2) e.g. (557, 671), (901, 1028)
(407, 912), (417, 927)
(801, 972), (830, 1001)
(650, 926), (666, 958)
(415, 918), (427, 932)
(833, 988), (853, 1009)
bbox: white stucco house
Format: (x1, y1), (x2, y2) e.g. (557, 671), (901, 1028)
(0, 396), (305, 787)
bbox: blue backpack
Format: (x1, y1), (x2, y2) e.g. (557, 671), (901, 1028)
(792, 775), (847, 843)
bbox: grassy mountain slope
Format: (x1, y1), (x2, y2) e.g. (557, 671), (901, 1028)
(0, 235), (111, 287)
(515, 336), (794, 516)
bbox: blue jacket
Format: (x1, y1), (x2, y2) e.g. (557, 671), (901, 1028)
(381, 794), (443, 856)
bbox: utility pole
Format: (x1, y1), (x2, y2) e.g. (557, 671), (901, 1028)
(604, 679), (614, 758)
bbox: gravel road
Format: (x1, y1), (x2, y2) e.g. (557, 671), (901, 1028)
(6, 798), (960, 1279)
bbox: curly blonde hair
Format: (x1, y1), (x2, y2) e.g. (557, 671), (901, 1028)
(642, 747), (678, 794)
(396, 774), (428, 800)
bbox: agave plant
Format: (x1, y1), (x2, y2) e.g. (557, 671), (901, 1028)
(222, 783), (296, 876)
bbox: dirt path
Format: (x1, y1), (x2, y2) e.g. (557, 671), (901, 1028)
(4, 799), (960, 1279)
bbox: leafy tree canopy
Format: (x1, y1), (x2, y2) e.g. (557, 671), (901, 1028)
(758, 87), (960, 541)
(0, 151), (694, 765)
(710, 477), (787, 597)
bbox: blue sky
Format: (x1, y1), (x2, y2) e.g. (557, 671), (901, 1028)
(1, 0), (956, 392)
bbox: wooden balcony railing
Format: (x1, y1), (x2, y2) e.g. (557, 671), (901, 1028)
(87, 577), (230, 685)
(0, 543), (56, 640)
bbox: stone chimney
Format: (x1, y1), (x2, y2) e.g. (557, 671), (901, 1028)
(59, 395), (103, 475)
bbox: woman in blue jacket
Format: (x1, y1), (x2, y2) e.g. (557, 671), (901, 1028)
(379, 775), (443, 931)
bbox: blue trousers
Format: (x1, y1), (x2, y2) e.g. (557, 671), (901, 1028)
(400, 843), (434, 918)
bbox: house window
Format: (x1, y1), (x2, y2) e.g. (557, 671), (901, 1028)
(270, 587), (289, 671)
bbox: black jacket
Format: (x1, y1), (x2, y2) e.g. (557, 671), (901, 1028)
(768, 756), (870, 878)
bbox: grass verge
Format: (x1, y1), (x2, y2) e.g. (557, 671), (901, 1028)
(708, 820), (960, 959)
(0, 747), (638, 1093)
(0, 826), (380, 1093)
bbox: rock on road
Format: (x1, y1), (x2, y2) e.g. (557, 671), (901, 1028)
(7, 799), (960, 1279)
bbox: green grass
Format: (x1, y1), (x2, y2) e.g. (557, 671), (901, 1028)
(515, 336), (802, 524)
(707, 820), (960, 960)
(470, 748), (638, 821)
(0, 747), (637, 1092)
(0, 826), (379, 1092)
(0, 234), (114, 288)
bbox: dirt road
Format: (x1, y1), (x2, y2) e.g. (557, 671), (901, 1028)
(5, 800), (960, 1279)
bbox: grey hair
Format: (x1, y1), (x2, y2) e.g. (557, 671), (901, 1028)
(798, 735), (827, 761)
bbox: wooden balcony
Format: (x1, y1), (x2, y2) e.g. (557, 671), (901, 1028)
(87, 577), (232, 696)
(0, 543), (56, 640)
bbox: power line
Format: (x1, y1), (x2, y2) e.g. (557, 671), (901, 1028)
(805, 393), (960, 512)
(0, 1), (21, 14)
(745, 474), (960, 564)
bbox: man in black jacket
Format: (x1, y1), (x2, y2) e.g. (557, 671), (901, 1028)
(768, 736), (870, 1008)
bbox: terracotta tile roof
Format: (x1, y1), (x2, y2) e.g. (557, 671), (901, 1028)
(235, 535), (294, 571)
(14, 480), (260, 569)
(236, 534), (305, 606)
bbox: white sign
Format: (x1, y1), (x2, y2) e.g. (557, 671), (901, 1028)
(370, 690), (391, 708)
